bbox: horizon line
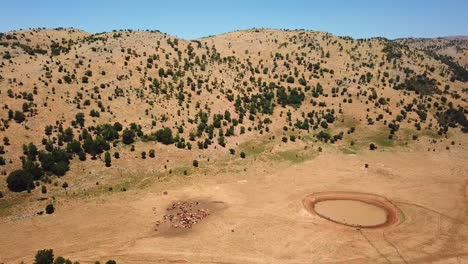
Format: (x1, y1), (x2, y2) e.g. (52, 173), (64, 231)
(2, 26), (468, 41)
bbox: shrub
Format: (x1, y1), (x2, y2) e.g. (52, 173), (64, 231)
(7, 170), (34, 192)
(369, 143), (377, 150)
(105, 152), (111, 167)
(122, 129), (135, 144)
(63, 75), (72, 84)
(105, 261), (117, 264)
(45, 204), (55, 214)
(51, 161), (69, 176)
(34, 249), (54, 264)
(193, 160), (199, 167)
(54, 256), (66, 264)
(14, 111), (25, 123)
(154, 127), (174, 144)
(78, 151), (86, 161)
(75, 113), (85, 127)
(149, 149), (155, 158)
(240, 152), (246, 158)
(113, 122), (123, 131)
(218, 136), (226, 147)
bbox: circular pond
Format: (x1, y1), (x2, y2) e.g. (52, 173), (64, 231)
(303, 192), (401, 228)
(314, 199), (388, 227)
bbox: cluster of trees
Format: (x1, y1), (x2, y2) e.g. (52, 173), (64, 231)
(382, 42), (402, 61)
(437, 107), (468, 133)
(429, 52), (468, 82)
(7, 141), (72, 192)
(11, 42), (47, 56)
(277, 87), (305, 108)
(316, 131), (344, 143)
(394, 74), (440, 96)
(34, 249), (117, 264)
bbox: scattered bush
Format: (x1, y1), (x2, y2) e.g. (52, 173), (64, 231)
(149, 149), (155, 158)
(105, 151), (111, 167)
(7, 169), (34, 192)
(122, 129), (135, 145)
(34, 249), (54, 264)
(45, 204), (55, 214)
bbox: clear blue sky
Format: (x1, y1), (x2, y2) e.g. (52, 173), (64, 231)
(1, 0), (466, 39)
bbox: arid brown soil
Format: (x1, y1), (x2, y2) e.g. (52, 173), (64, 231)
(1, 150), (467, 263)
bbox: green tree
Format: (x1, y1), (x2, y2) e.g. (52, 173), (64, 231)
(104, 152), (111, 167)
(218, 136), (226, 147)
(63, 75), (72, 84)
(14, 110), (25, 123)
(113, 122), (123, 131)
(75, 113), (85, 127)
(155, 127), (174, 144)
(34, 249), (54, 264)
(122, 129), (135, 145)
(45, 204), (55, 214)
(54, 256), (66, 264)
(45, 125), (53, 135)
(51, 161), (69, 176)
(7, 170), (34, 192)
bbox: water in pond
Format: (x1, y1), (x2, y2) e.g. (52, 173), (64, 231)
(314, 199), (387, 227)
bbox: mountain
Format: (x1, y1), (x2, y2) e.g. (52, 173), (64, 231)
(0, 27), (467, 263)
(0, 27), (467, 192)
(396, 36), (468, 68)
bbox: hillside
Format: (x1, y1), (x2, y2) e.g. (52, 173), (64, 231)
(396, 36), (468, 68)
(0, 27), (467, 263)
(1, 26), (467, 196)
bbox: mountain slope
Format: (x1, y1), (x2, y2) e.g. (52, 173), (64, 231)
(0, 28), (467, 200)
